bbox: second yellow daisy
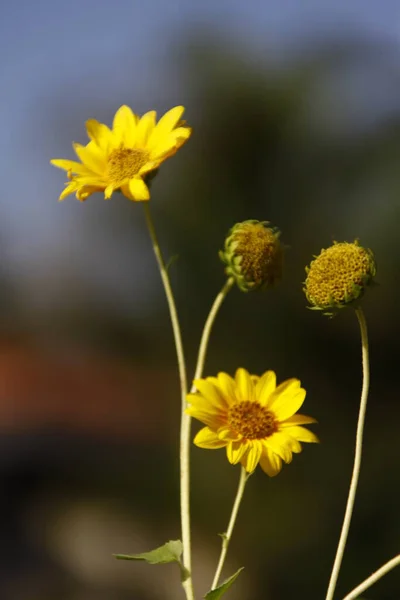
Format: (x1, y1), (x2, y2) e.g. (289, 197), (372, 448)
(187, 368), (318, 476)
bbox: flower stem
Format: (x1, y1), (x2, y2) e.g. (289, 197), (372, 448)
(342, 555), (400, 600)
(325, 307), (370, 600)
(211, 467), (250, 590)
(191, 278), (235, 387)
(142, 204), (194, 600)
(181, 278), (234, 585)
(182, 277), (234, 591)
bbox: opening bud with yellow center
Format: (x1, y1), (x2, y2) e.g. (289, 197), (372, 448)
(304, 240), (376, 315)
(219, 220), (284, 292)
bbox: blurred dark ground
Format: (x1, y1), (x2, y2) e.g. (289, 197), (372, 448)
(1, 15), (400, 600)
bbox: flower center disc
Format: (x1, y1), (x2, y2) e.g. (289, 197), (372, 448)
(305, 242), (375, 308)
(234, 224), (282, 288)
(107, 148), (149, 183)
(228, 401), (277, 439)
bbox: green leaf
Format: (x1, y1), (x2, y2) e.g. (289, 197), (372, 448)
(114, 539), (183, 565)
(114, 539), (190, 582)
(204, 567), (244, 600)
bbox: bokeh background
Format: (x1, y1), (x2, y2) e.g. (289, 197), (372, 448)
(1, 1), (400, 598)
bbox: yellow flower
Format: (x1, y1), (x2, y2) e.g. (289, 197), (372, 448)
(51, 105), (191, 202)
(304, 240), (376, 315)
(219, 220), (284, 292)
(186, 368), (318, 476)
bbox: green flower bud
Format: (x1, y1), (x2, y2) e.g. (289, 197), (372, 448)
(304, 240), (376, 315)
(219, 220), (284, 292)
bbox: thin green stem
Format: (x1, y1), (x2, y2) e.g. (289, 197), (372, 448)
(143, 204), (194, 600)
(211, 467), (249, 590)
(180, 278), (233, 589)
(325, 307), (370, 600)
(191, 278), (235, 389)
(342, 555), (400, 600)
(182, 277), (233, 588)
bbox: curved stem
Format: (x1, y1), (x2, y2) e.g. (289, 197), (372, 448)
(191, 278), (235, 389)
(211, 467), (249, 590)
(325, 307), (370, 600)
(341, 555), (400, 600)
(143, 204), (194, 600)
(180, 277), (232, 590)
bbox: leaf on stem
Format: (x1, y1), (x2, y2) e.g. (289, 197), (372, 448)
(114, 539), (183, 564)
(114, 539), (190, 581)
(204, 567), (244, 600)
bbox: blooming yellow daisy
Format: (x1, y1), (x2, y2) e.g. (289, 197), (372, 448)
(186, 368), (318, 476)
(51, 105), (191, 202)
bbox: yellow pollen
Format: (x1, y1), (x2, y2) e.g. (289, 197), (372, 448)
(107, 147), (149, 183)
(305, 242), (375, 308)
(234, 224), (282, 287)
(228, 401), (277, 439)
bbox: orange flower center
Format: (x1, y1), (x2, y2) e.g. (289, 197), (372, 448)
(228, 401), (277, 439)
(107, 147), (149, 183)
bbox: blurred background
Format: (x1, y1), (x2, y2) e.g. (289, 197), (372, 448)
(1, 0), (400, 598)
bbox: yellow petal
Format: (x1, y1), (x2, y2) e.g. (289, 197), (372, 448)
(274, 388), (306, 422)
(112, 105), (138, 146)
(51, 159), (93, 176)
(85, 119), (114, 151)
(256, 370), (277, 406)
(58, 181), (80, 200)
(226, 440), (248, 465)
(151, 106), (185, 142)
(73, 142), (105, 175)
(128, 177), (150, 201)
(172, 126), (192, 145)
(104, 184), (115, 199)
(71, 176), (106, 188)
(135, 111), (156, 147)
(268, 379), (305, 421)
(282, 434), (302, 453)
(217, 425), (241, 442)
(194, 427), (227, 449)
(185, 405), (225, 429)
(262, 433), (293, 463)
(217, 372), (237, 405)
(235, 368), (254, 401)
(269, 379), (301, 404)
(120, 182), (135, 200)
(204, 376), (220, 388)
(186, 392), (221, 410)
(138, 160), (161, 176)
(284, 425), (319, 444)
(280, 414), (317, 427)
(76, 186), (103, 201)
(242, 440), (262, 472)
(192, 379), (226, 409)
(259, 447), (282, 477)
(186, 391), (220, 408)
(150, 127), (191, 160)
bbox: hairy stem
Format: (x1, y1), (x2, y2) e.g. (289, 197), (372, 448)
(211, 467), (249, 590)
(342, 555), (400, 600)
(191, 278), (234, 388)
(325, 307), (370, 600)
(143, 204), (194, 600)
